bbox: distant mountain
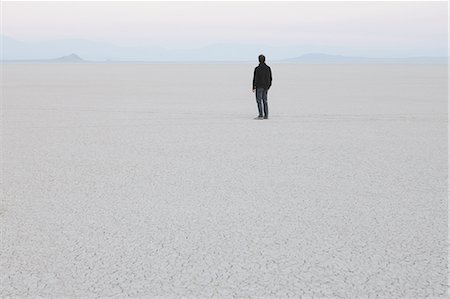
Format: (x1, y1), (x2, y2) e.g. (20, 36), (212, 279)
(0, 35), (167, 61)
(281, 53), (448, 64)
(54, 53), (85, 62)
(0, 35), (447, 63)
(3, 53), (88, 63)
(0, 35), (306, 61)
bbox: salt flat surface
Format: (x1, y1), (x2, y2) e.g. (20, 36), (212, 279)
(1, 64), (447, 297)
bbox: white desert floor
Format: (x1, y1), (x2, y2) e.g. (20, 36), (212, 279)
(1, 64), (447, 297)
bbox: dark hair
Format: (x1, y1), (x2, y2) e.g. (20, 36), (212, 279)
(258, 54), (265, 63)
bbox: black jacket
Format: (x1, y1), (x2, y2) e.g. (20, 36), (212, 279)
(253, 63), (272, 90)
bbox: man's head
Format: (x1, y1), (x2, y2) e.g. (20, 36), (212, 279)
(258, 54), (265, 63)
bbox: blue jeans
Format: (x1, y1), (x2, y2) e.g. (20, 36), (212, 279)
(255, 88), (268, 117)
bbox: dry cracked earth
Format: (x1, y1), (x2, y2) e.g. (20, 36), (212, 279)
(1, 64), (447, 297)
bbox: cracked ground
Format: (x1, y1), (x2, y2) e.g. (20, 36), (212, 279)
(1, 64), (447, 297)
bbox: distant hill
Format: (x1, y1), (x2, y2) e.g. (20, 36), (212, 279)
(54, 53), (85, 62)
(2, 52), (447, 64)
(3, 53), (88, 63)
(280, 53), (448, 64)
(0, 35), (447, 64)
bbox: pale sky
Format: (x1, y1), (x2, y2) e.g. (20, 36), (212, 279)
(2, 1), (448, 56)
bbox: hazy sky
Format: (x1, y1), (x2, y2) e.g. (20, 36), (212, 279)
(2, 1), (448, 56)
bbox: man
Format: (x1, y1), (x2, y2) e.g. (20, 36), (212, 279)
(252, 54), (272, 119)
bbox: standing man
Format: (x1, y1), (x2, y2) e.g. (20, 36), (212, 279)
(252, 54), (272, 119)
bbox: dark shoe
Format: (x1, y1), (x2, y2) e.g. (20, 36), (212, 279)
(263, 116), (269, 119)
(254, 116), (264, 120)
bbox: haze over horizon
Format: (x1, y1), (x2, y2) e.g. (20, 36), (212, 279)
(2, 1), (448, 61)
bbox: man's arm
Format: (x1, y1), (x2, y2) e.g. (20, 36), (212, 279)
(252, 68), (257, 91)
(268, 67), (272, 90)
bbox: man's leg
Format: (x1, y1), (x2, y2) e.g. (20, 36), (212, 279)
(256, 88), (264, 117)
(262, 89), (269, 118)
